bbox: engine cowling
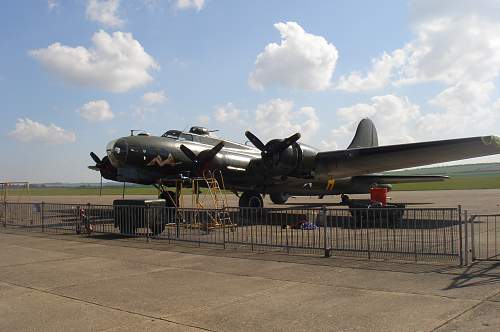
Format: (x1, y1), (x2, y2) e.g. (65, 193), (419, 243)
(264, 142), (317, 177)
(244, 131), (318, 178)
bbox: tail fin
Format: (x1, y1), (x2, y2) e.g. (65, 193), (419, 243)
(347, 118), (378, 149)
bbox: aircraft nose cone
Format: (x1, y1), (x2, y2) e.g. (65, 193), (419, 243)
(106, 138), (128, 167)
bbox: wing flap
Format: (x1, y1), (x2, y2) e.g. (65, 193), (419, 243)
(316, 135), (500, 178)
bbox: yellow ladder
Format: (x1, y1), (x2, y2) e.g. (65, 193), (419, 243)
(203, 170), (235, 229)
(203, 170), (228, 210)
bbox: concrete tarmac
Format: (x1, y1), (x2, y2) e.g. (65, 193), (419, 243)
(0, 231), (499, 331)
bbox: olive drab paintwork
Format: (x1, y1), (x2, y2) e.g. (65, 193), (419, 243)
(90, 119), (500, 206)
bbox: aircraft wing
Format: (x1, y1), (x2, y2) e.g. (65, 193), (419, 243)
(316, 135), (500, 179)
(353, 174), (448, 184)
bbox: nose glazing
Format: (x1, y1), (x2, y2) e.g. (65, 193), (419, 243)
(106, 138), (128, 167)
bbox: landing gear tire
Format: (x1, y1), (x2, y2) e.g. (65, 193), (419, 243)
(239, 191), (263, 208)
(341, 194), (350, 204)
(270, 193), (289, 205)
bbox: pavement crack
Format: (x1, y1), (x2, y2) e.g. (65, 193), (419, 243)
(163, 282), (292, 318)
(430, 301), (484, 331)
(0, 256), (81, 269)
(0, 280), (215, 332)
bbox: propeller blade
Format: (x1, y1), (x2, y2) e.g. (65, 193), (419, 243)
(90, 152), (101, 165)
(245, 131), (266, 151)
(88, 166), (100, 171)
(179, 144), (199, 162)
(277, 132), (301, 151)
(203, 141), (224, 161)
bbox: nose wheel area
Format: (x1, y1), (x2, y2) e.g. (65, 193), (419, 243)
(239, 191), (264, 208)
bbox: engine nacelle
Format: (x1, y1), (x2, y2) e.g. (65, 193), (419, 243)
(267, 142), (318, 177)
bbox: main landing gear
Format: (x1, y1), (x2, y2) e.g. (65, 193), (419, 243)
(270, 193), (289, 205)
(159, 190), (178, 207)
(239, 191), (263, 208)
(155, 182), (181, 208)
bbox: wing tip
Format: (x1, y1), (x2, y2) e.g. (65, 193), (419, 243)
(481, 135), (500, 148)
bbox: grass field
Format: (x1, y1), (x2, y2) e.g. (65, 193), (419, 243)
(392, 174), (500, 190)
(3, 163), (500, 196)
(2, 174), (499, 196)
(3, 186), (180, 196)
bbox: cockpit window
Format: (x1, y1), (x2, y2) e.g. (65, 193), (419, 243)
(178, 133), (193, 141)
(161, 130), (193, 142)
(161, 130), (181, 139)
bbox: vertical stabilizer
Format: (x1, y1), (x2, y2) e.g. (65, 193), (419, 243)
(347, 118), (378, 149)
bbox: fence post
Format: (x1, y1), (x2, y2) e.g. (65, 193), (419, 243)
(464, 210), (469, 266)
(322, 206), (331, 258)
(222, 208), (226, 250)
(178, 206), (181, 240)
(3, 201), (6, 228)
(75, 205), (81, 234)
(145, 205), (149, 242)
(458, 205), (463, 266)
(366, 209), (371, 260)
(86, 203), (91, 235)
(41, 201), (45, 233)
(470, 215), (476, 262)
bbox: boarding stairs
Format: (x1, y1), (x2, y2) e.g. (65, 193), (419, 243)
(186, 170), (236, 231)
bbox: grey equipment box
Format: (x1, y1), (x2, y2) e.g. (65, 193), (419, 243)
(113, 199), (168, 235)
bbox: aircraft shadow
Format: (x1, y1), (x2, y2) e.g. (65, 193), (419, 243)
(444, 261), (500, 289)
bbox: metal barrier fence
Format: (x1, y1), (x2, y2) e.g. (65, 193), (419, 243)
(1, 202), (469, 264)
(469, 214), (500, 262)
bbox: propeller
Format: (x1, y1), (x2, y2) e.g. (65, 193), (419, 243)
(89, 152), (116, 196)
(90, 152), (101, 165)
(245, 131), (301, 160)
(89, 152), (110, 170)
(179, 141), (225, 173)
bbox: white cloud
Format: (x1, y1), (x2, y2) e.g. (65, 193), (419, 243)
(337, 1), (500, 91)
(336, 50), (405, 92)
(429, 81), (494, 114)
(214, 103), (245, 123)
(197, 115), (210, 125)
(133, 106), (158, 120)
(77, 100), (114, 122)
(211, 99), (319, 144)
(326, 89), (500, 151)
(30, 30), (158, 93)
(86, 0), (124, 28)
(332, 0), (500, 161)
(417, 81), (500, 139)
(175, 0), (205, 11)
(327, 95), (421, 149)
(48, 0), (59, 11)
(253, 99), (319, 143)
(142, 90), (167, 105)
(8, 118), (76, 144)
(249, 22), (338, 91)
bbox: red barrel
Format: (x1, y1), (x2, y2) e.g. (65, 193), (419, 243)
(370, 187), (388, 206)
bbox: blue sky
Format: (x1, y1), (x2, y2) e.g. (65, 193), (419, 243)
(1, 0), (499, 182)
